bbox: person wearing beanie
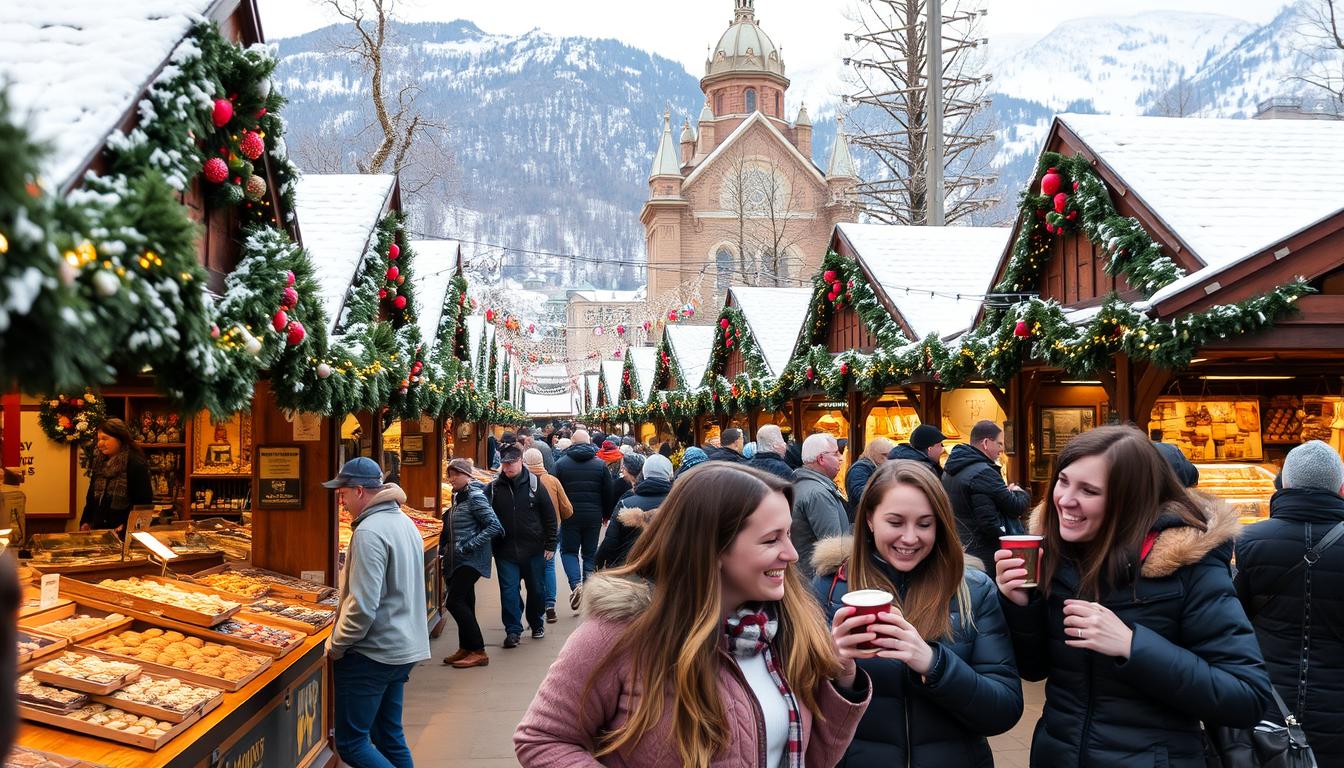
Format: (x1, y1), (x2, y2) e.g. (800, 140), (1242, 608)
(596, 440), (624, 464)
(888, 424), (947, 478)
(674, 446), (709, 480)
(1235, 440), (1344, 763)
(595, 455), (673, 569)
(556, 438), (572, 452)
(1153, 441), (1199, 488)
(525, 448), (573, 624)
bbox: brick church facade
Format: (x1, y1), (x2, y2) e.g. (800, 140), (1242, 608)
(641, 0), (860, 312)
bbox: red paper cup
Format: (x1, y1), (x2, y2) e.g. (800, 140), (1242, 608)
(1000, 535), (1044, 588)
(841, 589), (894, 650)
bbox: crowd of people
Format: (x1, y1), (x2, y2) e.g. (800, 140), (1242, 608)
(320, 416), (1344, 768)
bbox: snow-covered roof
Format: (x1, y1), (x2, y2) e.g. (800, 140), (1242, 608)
(627, 346), (658, 401)
(684, 112), (827, 188)
(600, 360), (624, 403)
(1059, 114), (1344, 303)
(728, 287), (814, 376)
(838, 223), (1011, 339)
(464, 316), (498, 370)
(0, 0), (216, 187)
(294, 174), (396, 334)
(409, 240), (459, 350)
(666, 325), (717, 388)
(524, 389), (574, 417)
(583, 373), (600, 406)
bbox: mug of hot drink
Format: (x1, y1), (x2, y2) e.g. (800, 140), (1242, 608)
(1000, 534), (1044, 588)
(841, 589), (895, 651)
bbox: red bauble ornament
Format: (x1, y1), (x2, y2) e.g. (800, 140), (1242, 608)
(616, 324), (625, 335)
(823, 269), (837, 283)
(485, 309), (495, 323)
(1073, 181), (1080, 192)
(285, 270), (296, 287)
(839, 362), (849, 375)
(1046, 223), (1057, 235)
(287, 321), (306, 346)
(281, 286), (299, 309)
(239, 130), (264, 161)
(832, 281), (843, 294)
(211, 98), (233, 127)
(806, 367), (815, 381)
(412, 361), (423, 374)
(1040, 167), (1062, 197)
(827, 289), (839, 301)
(726, 337), (734, 347)
(386, 266), (399, 281)
(643, 321), (652, 331)
(1014, 320), (1031, 338)
(668, 310), (677, 321)
(272, 309), (289, 332)
(388, 243), (400, 260)
(203, 157), (229, 184)
(720, 318), (730, 329)
(378, 288), (388, 299)
(1053, 192), (1068, 214)
(393, 295), (407, 309)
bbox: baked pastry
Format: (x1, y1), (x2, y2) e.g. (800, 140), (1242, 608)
(88, 628), (267, 681)
(32, 612), (126, 638)
(95, 577), (239, 615)
(247, 598), (334, 627)
(193, 573), (270, 599)
(17, 673), (88, 711)
(36, 652), (140, 684)
(111, 676), (221, 713)
(209, 618), (302, 648)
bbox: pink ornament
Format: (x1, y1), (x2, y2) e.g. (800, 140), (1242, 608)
(1040, 167), (1062, 197)
(287, 321), (306, 346)
(1053, 192), (1068, 214)
(393, 295), (407, 309)
(388, 243), (400, 260)
(210, 324), (221, 339)
(272, 309), (289, 332)
(281, 286), (299, 309)
(386, 266), (399, 281)
(720, 318), (730, 329)
(379, 288), (388, 299)
(286, 270), (296, 287)
(203, 157), (229, 184)
(211, 98), (233, 127)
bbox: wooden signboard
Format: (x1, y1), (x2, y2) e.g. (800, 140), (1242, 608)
(401, 434), (425, 466)
(256, 445), (304, 509)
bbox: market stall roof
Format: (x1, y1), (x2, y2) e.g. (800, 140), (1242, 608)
(666, 324), (717, 389)
(464, 315), (496, 370)
(600, 359), (625, 405)
(836, 223), (1010, 340)
(728, 287), (814, 376)
(584, 372), (600, 407)
(0, 0), (220, 189)
(523, 389), (575, 417)
(409, 239), (461, 352)
(1057, 114), (1344, 306)
(628, 346), (658, 401)
(294, 173), (396, 334)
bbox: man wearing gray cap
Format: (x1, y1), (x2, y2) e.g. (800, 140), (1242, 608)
(1235, 440), (1344, 764)
(324, 456), (429, 768)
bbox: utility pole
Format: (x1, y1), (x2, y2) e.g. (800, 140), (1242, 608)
(925, 0), (945, 225)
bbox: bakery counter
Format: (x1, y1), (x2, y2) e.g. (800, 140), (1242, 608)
(16, 626), (334, 768)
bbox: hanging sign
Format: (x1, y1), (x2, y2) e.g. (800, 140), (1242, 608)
(257, 446), (304, 509)
(401, 434), (426, 466)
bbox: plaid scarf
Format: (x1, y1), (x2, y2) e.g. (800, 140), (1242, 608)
(91, 449), (131, 512)
(722, 604), (803, 768)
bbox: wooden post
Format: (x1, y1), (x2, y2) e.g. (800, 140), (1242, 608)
(848, 389), (864, 457)
(397, 417), (443, 514)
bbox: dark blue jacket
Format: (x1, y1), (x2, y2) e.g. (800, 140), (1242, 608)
(486, 467), (557, 562)
(445, 481), (502, 578)
(554, 443), (613, 527)
(594, 477), (671, 569)
(844, 457), (878, 520)
(942, 444), (1028, 567)
(705, 445), (748, 464)
(1006, 502), (1272, 767)
(888, 443), (943, 478)
(747, 451), (794, 481)
(1235, 488), (1344, 764)
(811, 536), (1022, 767)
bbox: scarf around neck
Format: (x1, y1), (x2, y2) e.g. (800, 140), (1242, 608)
(722, 604), (803, 768)
(92, 449), (131, 512)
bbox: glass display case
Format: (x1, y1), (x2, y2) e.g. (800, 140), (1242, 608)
(189, 517), (252, 561)
(1147, 397), (1263, 462)
(134, 524), (217, 558)
(28, 531), (125, 566)
(1196, 462), (1277, 525)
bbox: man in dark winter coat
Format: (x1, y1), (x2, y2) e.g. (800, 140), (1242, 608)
(844, 437), (893, 521)
(748, 424), (795, 481)
(791, 433), (850, 579)
(1235, 440), (1344, 764)
(486, 443), (557, 649)
(705, 427), (749, 464)
(595, 455), (673, 569)
(942, 420), (1028, 567)
(888, 424), (947, 478)
(553, 430), (612, 610)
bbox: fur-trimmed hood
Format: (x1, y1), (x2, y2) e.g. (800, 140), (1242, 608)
(810, 535), (986, 578)
(1027, 495), (1240, 578)
(616, 505), (658, 529)
(582, 571), (652, 622)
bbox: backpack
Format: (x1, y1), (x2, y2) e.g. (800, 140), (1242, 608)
(485, 473), (538, 504)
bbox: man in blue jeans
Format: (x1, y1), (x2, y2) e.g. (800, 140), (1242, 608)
(553, 430), (612, 610)
(487, 442), (557, 648)
(325, 457), (430, 768)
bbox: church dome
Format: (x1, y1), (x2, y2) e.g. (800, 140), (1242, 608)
(705, 1), (786, 80)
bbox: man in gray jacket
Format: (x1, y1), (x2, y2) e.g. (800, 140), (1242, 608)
(791, 433), (850, 579)
(325, 457), (429, 768)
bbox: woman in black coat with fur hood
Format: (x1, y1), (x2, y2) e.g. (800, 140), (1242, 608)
(994, 426), (1271, 767)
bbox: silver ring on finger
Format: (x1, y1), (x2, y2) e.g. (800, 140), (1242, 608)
(1074, 627), (1083, 638)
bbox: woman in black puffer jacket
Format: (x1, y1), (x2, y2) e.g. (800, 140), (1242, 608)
(813, 460), (1022, 767)
(995, 426), (1271, 767)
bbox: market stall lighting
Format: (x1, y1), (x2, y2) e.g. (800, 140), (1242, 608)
(1059, 380), (1103, 385)
(1199, 375), (1295, 381)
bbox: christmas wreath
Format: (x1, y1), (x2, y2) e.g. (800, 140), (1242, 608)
(39, 393), (107, 444)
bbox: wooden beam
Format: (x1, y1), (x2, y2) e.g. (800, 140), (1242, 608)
(987, 384), (1010, 414)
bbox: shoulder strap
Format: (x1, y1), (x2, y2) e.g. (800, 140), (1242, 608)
(1251, 520), (1344, 617)
(529, 473), (538, 495)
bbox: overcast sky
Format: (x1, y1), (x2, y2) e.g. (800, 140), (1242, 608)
(258, 0), (1296, 85)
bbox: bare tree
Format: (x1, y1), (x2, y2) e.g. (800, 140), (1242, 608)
(311, 0), (461, 231)
(1152, 75), (1199, 117)
(716, 142), (809, 293)
(1291, 0), (1344, 105)
(843, 0), (999, 225)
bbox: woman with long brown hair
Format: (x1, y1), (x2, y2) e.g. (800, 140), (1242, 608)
(79, 418), (152, 533)
(514, 462), (872, 767)
(812, 459), (1022, 766)
(994, 425), (1271, 766)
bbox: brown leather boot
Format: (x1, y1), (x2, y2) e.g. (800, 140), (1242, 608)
(451, 650), (489, 669)
(441, 648), (469, 665)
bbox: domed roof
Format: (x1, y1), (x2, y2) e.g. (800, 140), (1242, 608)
(705, 1), (786, 80)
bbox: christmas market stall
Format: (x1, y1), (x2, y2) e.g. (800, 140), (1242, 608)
(957, 113), (1340, 513)
(645, 324), (716, 446)
(614, 346), (658, 444)
(593, 358), (626, 432)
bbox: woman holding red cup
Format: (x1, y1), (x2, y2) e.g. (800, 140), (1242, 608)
(993, 425), (1271, 766)
(813, 459), (1023, 766)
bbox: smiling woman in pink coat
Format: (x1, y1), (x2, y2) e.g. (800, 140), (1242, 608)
(515, 462), (872, 768)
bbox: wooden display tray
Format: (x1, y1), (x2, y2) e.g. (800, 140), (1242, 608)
(19, 702), (202, 751)
(161, 572), (265, 604)
(188, 562), (335, 602)
(17, 629), (69, 667)
(67, 594), (304, 660)
(238, 598), (335, 636)
(74, 623), (272, 693)
(90, 672), (224, 724)
(20, 603), (134, 645)
(59, 576), (240, 628)
(19, 589), (74, 622)
(4, 745), (99, 767)
(31, 658), (143, 696)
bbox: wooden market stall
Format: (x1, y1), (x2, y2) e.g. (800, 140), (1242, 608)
(646, 324), (717, 446)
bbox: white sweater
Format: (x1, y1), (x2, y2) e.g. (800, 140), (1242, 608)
(734, 653), (789, 768)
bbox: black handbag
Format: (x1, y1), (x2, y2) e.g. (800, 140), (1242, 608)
(1204, 521), (1344, 768)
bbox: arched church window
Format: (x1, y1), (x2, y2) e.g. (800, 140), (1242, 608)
(716, 247), (734, 291)
(744, 88), (757, 113)
(714, 91), (724, 115)
(775, 91), (781, 116)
